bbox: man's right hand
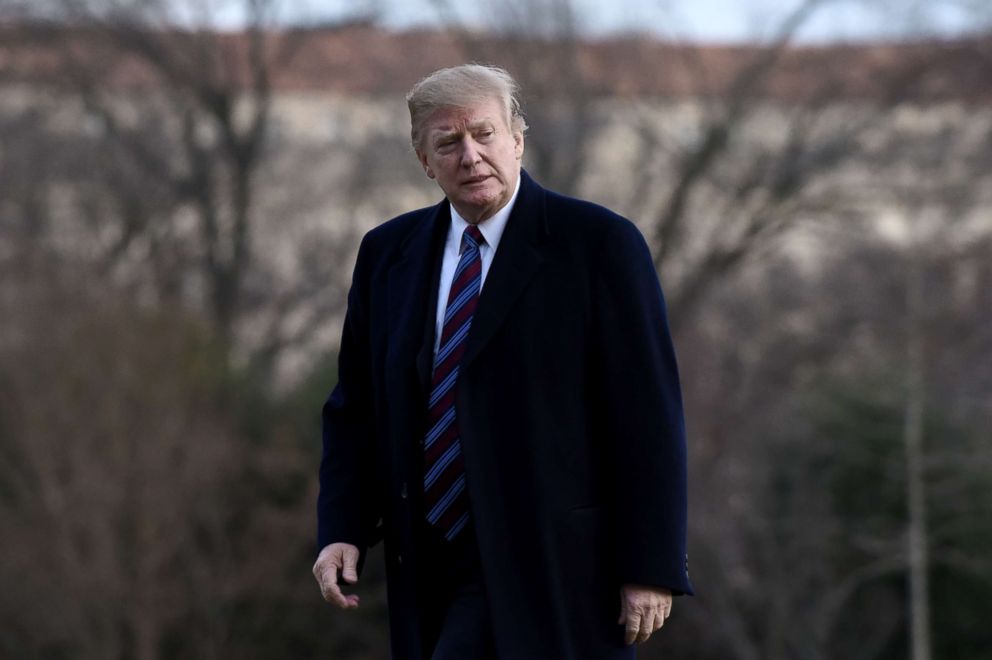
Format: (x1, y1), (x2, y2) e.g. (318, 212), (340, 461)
(313, 542), (361, 609)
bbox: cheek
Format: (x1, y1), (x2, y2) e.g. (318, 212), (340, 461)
(435, 160), (458, 178)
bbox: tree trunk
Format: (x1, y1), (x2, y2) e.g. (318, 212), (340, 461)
(904, 246), (931, 660)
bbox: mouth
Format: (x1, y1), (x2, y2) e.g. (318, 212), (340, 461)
(462, 175), (491, 185)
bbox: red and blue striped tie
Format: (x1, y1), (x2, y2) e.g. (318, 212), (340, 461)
(424, 224), (485, 541)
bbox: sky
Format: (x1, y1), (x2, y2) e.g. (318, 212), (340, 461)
(223, 0), (988, 43)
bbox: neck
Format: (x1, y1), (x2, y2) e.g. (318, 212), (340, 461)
(453, 203), (501, 225)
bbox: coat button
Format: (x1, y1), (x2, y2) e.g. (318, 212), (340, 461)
(400, 482), (408, 499)
(397, 553), (403, 564)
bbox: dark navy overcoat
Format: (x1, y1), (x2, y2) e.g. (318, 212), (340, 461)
(318, 171), (693, 659)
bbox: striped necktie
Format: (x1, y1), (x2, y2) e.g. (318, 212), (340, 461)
(423, 224), (485, 541)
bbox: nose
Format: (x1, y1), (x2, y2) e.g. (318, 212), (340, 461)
(459, 137), (481, 168)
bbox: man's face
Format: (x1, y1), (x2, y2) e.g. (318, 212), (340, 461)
(417, 97), (524, 224)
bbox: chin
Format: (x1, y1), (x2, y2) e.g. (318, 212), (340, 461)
(463, 192), (498, 209)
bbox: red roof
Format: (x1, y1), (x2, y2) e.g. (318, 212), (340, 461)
(2, 21), (989, 103)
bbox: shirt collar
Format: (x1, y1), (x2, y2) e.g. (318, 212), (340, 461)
(448, 173), (521, 253)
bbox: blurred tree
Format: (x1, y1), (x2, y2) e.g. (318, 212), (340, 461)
(0, 246), (391, 659)
(0, 3), (386, 657)
(0, 0), (362, 377)
(660, 231), (992, 660)
(0, 249), (237, 659)
(428, 0), (953, 327)
(1, 2), (990, 659)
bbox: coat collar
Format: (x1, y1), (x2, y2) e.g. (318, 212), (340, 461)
(386, 169), (550, 390)
(461, 169), (548, 368)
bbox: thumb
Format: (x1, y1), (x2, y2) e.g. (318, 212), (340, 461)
(342, 547), (360, 584)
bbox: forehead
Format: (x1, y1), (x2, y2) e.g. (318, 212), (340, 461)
(423, 98), (507, 134)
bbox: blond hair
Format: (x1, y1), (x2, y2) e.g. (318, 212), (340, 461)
(406, 64), (528, 151)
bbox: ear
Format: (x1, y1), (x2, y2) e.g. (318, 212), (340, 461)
(417, 150), (434, 179)
(514, 130), (525, 160)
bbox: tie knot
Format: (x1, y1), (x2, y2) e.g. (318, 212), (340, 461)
(462, 225), (485, 250)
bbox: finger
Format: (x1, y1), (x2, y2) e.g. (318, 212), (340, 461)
(325, 579), (361, 609)
(624, 612), (642, 646)
(319, 565), (351, 608)
(341, 547), (360, 584)
(637, 611), (656, 644)
(320, 558), (360, 609)
(654, 608), (666, 631)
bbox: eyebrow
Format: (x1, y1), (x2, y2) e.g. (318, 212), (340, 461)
(432, 118), (497, 141)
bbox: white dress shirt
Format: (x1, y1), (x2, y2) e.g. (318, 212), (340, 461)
(433, 175), (521, 356)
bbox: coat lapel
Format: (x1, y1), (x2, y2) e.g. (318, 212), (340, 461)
(386, 170), (550, 381)
(462, 170), (549, 369)
(386, 200), (449, 401)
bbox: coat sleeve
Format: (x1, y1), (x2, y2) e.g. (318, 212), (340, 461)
(592, 217), (693, 596)
(316, 233), (382, 566)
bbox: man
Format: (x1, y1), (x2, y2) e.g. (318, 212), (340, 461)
(313, 64), (693, 659)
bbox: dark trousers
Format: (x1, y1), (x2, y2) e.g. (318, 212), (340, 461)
(416, 521), (498, 660)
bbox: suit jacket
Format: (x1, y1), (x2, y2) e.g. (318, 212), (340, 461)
(318, 170), (693, 660)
